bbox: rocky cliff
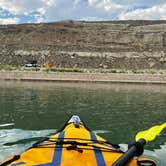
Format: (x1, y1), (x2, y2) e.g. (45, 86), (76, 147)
(0, 20), (166, 69)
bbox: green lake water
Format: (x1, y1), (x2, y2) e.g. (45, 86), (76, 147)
(0, 81), (166, 165)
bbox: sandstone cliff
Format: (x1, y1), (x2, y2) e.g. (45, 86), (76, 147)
(0, 20), (166, 69)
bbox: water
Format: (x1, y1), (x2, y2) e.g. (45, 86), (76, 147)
(0, 81), (166, 165)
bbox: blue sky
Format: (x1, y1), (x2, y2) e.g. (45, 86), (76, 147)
(0, 0), (166, 24)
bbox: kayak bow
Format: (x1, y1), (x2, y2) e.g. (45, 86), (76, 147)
(1, 115), (155, 166)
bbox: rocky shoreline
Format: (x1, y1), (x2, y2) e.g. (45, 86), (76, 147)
(1, 71), (166, 84)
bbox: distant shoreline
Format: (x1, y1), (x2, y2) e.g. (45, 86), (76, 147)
(0, 70), (166, 84)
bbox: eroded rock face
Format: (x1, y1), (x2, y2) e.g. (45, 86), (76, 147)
(0, 20), (166, 69)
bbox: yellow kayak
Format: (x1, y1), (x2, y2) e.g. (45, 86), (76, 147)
(1, 115), (155, 166)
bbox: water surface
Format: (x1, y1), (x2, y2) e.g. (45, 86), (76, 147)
(0, 81), (166, 165)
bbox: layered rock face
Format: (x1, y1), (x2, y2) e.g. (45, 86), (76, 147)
(0, 20), (166, 69)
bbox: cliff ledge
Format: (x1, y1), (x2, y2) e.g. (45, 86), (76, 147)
(0, 20), (166, 70)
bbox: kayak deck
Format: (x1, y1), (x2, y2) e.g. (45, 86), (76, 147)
(1, 115), (155, 166)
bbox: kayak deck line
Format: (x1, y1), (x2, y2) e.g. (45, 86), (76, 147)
(32, 138), (122, 153)
(0, 115), (156, 166)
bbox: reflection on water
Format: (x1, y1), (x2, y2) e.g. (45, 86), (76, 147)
(0, 80), (166, 165)
(0, 123), (14, 127)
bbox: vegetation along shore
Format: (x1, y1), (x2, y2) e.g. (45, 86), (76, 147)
(0, 67), (166, 84)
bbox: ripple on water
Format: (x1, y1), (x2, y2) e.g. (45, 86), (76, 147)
(0, 129), (56, 162)
(94, 130), (110, 134)
(151, 143), (166, 166)
(0, 123), (15, 127)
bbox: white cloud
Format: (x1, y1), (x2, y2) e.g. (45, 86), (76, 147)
(43, 0), (55, 7)
(88, 0), (99, 7)
(111, 0), (163, 6)
(37, 8), (46, 15)
(87, 0), (166, 20)
(0, 0), (59, 23)
(0, 0), (57, 15)
(0, 17), (20, 24)
(37, 0), (89, 22)
(0, 0), (31, 15)
(88, 0), (124, 11)
(79, 16), (106, 21)
(0, 0), (166, 24)
(33, 13), (45, 23)
(73, 0), (82, 6)
(119, 3), (166, 20)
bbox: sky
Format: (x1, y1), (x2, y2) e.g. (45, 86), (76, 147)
(0, 0), (166, 24)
